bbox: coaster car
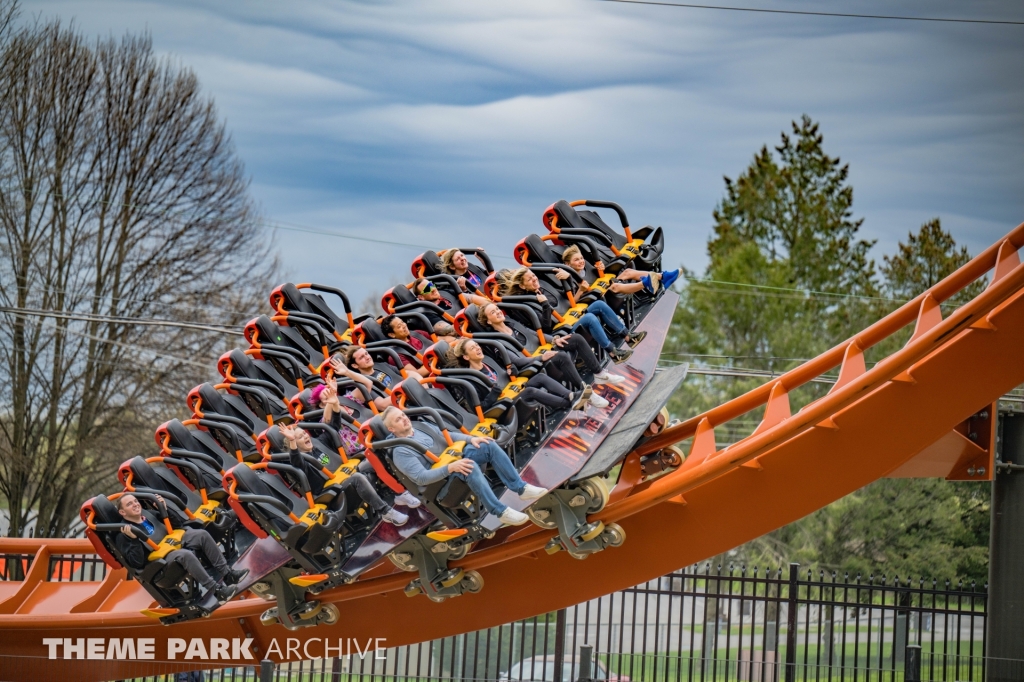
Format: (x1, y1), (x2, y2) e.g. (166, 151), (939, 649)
(222, 461), (346, 628)
(269, 282), (357, 345)
(411, 247), (494, 296)
(381, 282), (456, 324)
(541, 199), (663, 271)
(117, 455), (245, 563)
(80, 493), (224, 624)
(359, 410), (489, 602)
(216, 348), (302, 424)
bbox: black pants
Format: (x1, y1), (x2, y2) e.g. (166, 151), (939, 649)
(166, 529), (230, 589)
(338, 472), (389, 513)
(541, 349), (584, 391)
(521, 373), (571, 409)
(559, 333), (603, 375)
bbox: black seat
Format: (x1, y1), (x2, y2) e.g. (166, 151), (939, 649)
(360, 412), (493, 530)
(80, 495), (221, 621)
(225, 462), (347, 573)
(269, 282), (354, 344)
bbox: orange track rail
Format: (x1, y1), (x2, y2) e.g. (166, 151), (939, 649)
(2, 223), (1023, 682)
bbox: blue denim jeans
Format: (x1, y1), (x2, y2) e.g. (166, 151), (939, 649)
(452, 440), (525, 515)
(572, 300), (626, 350)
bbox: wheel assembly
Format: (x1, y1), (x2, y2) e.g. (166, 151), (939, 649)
(389, 550), (418, 572)
(317, 603), (340, 625)
(602, 522), (626, 548)
(461, 570), (484, 594)
(526, 505), (557, 529)
(580, 477), (610, 513)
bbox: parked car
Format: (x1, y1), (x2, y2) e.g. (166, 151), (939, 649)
(499, 655), (629, 681)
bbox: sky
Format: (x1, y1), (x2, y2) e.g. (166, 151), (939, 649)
(22, 0), (1024, 308)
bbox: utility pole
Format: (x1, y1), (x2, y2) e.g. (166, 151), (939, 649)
(987, 411), (1024, 682)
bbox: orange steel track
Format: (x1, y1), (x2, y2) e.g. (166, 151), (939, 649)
(2, 223), (1023, 682)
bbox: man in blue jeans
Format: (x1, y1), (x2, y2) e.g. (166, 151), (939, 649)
(381, 407), (546, 526)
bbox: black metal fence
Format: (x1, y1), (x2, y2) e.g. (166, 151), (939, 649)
(0, 561), (1003, 681)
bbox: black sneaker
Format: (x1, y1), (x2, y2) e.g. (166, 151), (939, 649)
(609, 348), (633, 364)
(626, 331), (647, 348)
(215, 583), (237, 603)
(225, 568), (249, 586)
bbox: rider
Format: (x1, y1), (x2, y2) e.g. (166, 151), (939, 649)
(380, 314), (432, 378)
(477, 303), (608, 408)
(558, 244), (679, 296)
(381, 406), (546, 527)
(341, 345), (401, 408)
(278, 423), (413, 526)
(413, 277), (490, 326)
(441, 249), (489, 295)
(501, 267), (627, 386)
(448, 338), (580, 411)
(113, 493), (245, 602)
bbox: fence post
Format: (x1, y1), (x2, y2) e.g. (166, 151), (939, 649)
(553, 608), (567, 682)
(785, 562), (799, 682)
(905, 644), (921, 682)
(259, 659), (275, 682)
(578, 644), (593, 682)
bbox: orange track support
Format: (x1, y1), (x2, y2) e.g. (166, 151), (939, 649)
(2, 223), (1023, 682)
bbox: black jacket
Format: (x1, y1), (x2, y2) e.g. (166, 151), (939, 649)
(113, 510), (167, 570)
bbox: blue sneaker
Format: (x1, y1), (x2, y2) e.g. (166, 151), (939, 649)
(641, 274), (656, 294)
(660, 269), (680, 290)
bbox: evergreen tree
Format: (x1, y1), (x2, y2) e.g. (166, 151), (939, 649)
(667, 121), (990, 581)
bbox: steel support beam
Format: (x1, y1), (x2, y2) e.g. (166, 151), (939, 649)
(987, 411), (1024, 681)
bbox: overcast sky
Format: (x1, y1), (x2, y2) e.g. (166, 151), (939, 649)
(24, 0), (1024, 306)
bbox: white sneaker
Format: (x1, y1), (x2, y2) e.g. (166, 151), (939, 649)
(593, 371), (626, 385)
(498, 508), (529, 526)
(589, 392), (610, 409)
(395, 491), (421, 508)
(382, 507), (409, 526)
(518, 484), (547, 501)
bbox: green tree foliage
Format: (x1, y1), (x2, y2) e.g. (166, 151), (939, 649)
(667, 115), (880, 435)
(882, 217), (983, 305)
(667, 117), (990, 581)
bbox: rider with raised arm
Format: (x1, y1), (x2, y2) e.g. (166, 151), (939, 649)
(381, 406), (546, 527)
(278, 422), (413, 526)
(113, 493), (245, 602)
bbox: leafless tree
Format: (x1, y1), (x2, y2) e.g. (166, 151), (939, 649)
(0, 8), (277, 537)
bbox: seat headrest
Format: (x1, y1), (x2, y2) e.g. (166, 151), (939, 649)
(197, 383), (230, 416)
(128, 456), (163, 488)
(277, 283), (309, 313)
(90, 495), (122, 525)
(413, 250), (444, 277)
(227, 348), (258, 378)
(365, 415), (391, 442)
(460, 304), (488, 334)
(551, 199), (587, 231)
(263, 424), (286, 451)
(391, 285), (417, 306)
(524, 234), (560, 265)
(358, 318), (386, 343)
(164, 420), (200, 450)
(254, 315), (286, 345)
(229, 463), (275, 499)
